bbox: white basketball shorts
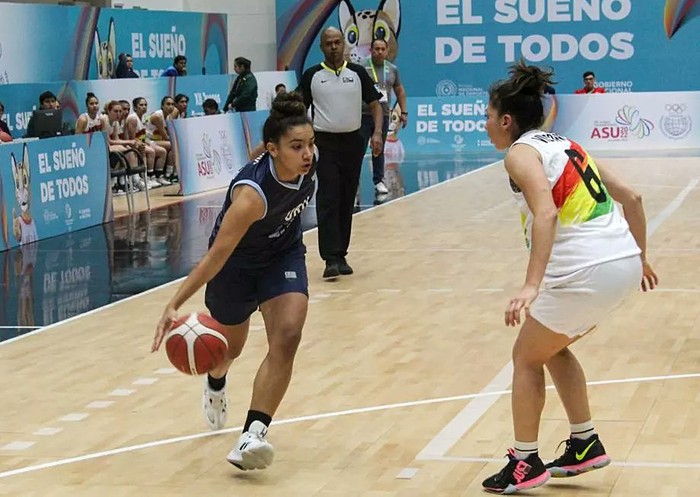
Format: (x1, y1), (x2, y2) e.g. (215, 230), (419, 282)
(530, 255), (643, 338)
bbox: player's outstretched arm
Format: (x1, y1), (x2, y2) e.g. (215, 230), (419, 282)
(152, 185), (265, 351)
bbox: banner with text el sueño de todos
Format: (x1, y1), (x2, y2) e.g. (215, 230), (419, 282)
(0, 3), (227, 84)
(276, 0), (700, 96)
(0, 133), (112, 251)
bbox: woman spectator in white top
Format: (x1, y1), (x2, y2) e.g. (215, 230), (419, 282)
(75, 93), (105, 134)
(104, 100), (147, 191)
(126, 97), (169, 188)
(145, 96), (177, 182)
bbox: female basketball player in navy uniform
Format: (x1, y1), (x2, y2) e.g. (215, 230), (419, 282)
(152, 92), (316, 471)
(480, 62), (658, 494)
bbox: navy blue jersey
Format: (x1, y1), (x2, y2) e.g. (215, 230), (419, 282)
(209, 151), (317, 268)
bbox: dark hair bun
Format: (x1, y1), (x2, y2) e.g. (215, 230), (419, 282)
(87, 92), (96, 99)
(508, 60), (555, 96)
(270, 91), (306, 120)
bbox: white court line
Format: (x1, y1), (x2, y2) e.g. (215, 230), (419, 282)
(33, 428), (62, 437)
(0, 326), (43, 329)
(109, 389), (135, 397)
(416, 363), (513, 461)
(0, 442), (35, 451)
(431, 456), (700, 470)
(0, 160), (501, 349)
(0, 371), (697, 480)
(395, 468), (420, 479)
(647, 178), (699, 236)
(653, 288), (700, 293)
(412, 179), (699, 462)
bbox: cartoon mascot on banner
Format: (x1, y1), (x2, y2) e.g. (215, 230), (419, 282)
(338, 0), (401, 64)
(10, 144), (37, 327)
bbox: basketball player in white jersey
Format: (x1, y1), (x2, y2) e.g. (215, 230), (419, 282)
(480, 62), (658, 494)
(75, 93), (106, 134)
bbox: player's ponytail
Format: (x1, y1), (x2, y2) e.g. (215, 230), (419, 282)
(488, 60), (555, 139)
(263, 91), (311, 144)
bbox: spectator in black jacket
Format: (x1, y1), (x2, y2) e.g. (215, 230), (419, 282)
(223, 57), (258, 112)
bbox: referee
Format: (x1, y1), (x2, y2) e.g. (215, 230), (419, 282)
(298, 27), (383, 279)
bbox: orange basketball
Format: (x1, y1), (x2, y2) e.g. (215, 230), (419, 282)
(165, 312), (228, 375)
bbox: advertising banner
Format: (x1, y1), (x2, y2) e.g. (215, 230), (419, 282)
(0, 4), (227, 84)
(550, 91), (700, 151)
(0, 133), (112, 251)
(168, 113), (248, 196)
(276, 0), (700, 96)
(398, 95), (495, 155)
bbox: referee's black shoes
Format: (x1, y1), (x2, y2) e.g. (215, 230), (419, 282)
(323, 259), (353, 279)
(338, 258), (353, 275)
(323, 262), (340, 279)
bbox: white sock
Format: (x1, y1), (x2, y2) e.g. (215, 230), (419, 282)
(570, 421), (596, 440)
(514, 440), (538, 460)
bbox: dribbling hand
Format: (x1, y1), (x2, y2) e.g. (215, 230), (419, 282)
(641, 260), (658, 292)
(152, 305), (177, 352)
(505, 284), (539, 327)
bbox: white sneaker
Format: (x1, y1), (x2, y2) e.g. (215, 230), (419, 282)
(156, 176), (171, 186)
(374, 181), (389, 194)
(202, 380), (228, 430)
(226, 421), (274, 470)
(147, 179), (161, 189)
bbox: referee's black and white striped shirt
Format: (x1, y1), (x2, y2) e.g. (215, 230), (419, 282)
(298, 61), (380, 133)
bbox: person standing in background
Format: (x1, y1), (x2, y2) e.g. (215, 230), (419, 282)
(360, 38), (408, 195)
(223, 57), (258, 112)
(297, 27), (383, 279)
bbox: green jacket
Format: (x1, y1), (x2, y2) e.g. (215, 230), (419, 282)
(224, 71), (258, 112)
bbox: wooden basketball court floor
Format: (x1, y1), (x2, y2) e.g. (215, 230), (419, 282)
(0, 154), (698, 496)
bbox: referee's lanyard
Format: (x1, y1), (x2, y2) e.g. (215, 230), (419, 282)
(370, 62), (388, 103)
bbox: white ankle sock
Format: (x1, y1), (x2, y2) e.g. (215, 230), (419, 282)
(570, 421), (596, 440)
(514, 440), (538, 460)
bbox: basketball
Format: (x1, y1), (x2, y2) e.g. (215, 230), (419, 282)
(165, 313), (229, 375)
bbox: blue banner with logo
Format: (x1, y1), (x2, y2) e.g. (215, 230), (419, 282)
(399, 95), (495, 154)
(276, 0), (700, 95)
(0, 133), (112, 251)
(0, 3), (227, 84)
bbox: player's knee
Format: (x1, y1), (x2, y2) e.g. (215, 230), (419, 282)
(512, 343), (545, 369)
(269, 324), (302, 358)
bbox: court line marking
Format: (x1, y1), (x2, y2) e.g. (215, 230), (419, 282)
(0, 371), (697, 480)
(430, 456), (700, 470)
(647, 178), (699, 236)
(0, 326), (43, 330)
(416, 362), (513, 460)
(0, 160), (503, 349)
(411, 177), (699, 462)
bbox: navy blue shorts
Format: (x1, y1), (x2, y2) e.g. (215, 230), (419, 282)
(204, 248), (308, 325)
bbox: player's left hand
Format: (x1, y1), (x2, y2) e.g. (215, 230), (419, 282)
(400, 113), (408, 129)
(371, 131), (383, 157)
(641, 260), (658, 292)
(152, 305), (177, 352)
(505, 284), (539, 327)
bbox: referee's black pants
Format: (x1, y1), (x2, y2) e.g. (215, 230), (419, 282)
(314, 130), (366, 263)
